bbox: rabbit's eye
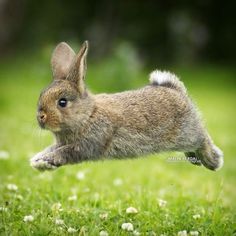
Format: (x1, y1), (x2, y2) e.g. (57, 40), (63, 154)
(58, 98), (67, 107)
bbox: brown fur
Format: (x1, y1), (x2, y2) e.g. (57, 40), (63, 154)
(31, 41), (224, 171)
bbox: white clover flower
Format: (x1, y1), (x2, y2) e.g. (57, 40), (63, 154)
(68, 195), (77, 201)
(83, 187), (90, 193)
(16, 195), (23, 200)
(23, 215), (34, 222)
(126, 207), (138, 214)
(67, 227), (77, 233)
(7, 183), (18, 191)
(99, 212), (108, 220)
(76, 171), (85, 180)
(0, 150), (9, 160)
(148, 231), (156, 235)
(190, 231), (199, 236)
(51, 202), (63, 211)
(121, 222), (134, 231)
(7, 175), (13, 180)
(177, 230), (187, 236)
(133, 230), (140, 235)
(193, 214), (201, 219)
(70, 187), (78, 194)
(99, 230), (109, 236)
(55, 219), (64, 225)
(113, 178), (123, 186)
(0, 207), (8, 212)
(94, 192), (100, 201)
(158, 199), (167, 207)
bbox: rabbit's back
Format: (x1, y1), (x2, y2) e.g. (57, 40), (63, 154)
(97, 86), (187, 130)
(95, 85), (204, 157)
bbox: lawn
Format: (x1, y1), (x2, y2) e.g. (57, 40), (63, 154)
(0, 48), (236, 235)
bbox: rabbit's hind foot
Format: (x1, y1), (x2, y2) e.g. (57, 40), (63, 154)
(196, 143), (224, 171)
(185, 152), (202, 166)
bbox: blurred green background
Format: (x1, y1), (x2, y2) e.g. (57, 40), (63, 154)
(0, 0), (236, 235)
(1, 0), (236, 65)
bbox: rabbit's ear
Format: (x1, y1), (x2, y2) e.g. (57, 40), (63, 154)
(51, 42), (76, 80)
(67, 41), (89, 96)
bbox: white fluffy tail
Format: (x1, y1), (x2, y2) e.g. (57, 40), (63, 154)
(149, 70), (186, 94)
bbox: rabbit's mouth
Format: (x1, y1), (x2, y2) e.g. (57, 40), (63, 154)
(39, 122), (45, 129)
(37, 118), (60, 132)
(47, 126), (61, 132)
(39, 122), (61, 132)
(37, 118), (46, 129)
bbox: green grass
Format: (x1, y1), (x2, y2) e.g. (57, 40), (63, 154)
(0, 48), (236, 235)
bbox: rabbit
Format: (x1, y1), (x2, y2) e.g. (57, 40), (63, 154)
(30, 41), (224, 171)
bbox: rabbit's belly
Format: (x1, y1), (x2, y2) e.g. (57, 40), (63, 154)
(103, 128), (173, 158)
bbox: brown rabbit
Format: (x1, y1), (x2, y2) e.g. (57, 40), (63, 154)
(30, 41), (223, 171)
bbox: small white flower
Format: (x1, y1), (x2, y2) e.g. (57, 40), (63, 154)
(99, 212), (108, 220)
(158, 199), (167, 207)
(177, 230), (187, 236)
(126, 207), (138, 214)
(121, 223), (134, 231)
(190, 231), (199, 236)
(148, 231), (156, 236)
(0, 150), (9, 160)
(70, 187), (78, 194)
(23, 215), (34, 222)
(67, 227), (77, 233)
(99, 230), (109, 236)
(158, 189), (166, 197)
(7, 184), (18, 191)
(94, 192), (100, 201)
(133, 230), (140, 235)
(193, 214), (201, 219)
(76, 171), (85, 180)
(83, 187), (90, 193)
(51, 202), (63, 211)
(0, 207), (8, 212)
(16, 195), (23, 200)
(113, 178), (123, 186)
(7, 175), (13, 180)
(68, 195), (77, 201)
(55, 219), (64, 225)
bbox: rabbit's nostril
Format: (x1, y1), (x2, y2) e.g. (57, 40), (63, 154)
(38, 113), (47, 123)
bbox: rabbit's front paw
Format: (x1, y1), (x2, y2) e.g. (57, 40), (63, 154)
(30, 152), (58, 171)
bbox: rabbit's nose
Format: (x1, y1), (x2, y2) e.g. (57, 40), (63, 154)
(40, 114), (46, 121)
(37, 112), (47, 124)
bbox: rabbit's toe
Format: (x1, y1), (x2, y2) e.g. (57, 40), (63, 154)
(45, 156), (64, 167)
(31, 159), (57, 171)
(185, 152), (202, 166)
(30, 153), (58, 171)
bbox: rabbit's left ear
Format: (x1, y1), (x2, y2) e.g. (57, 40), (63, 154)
(67, 41), (89, 96)
(51, 42), (76, 80)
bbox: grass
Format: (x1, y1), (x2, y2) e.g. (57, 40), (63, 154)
(0, 46), (236, 235)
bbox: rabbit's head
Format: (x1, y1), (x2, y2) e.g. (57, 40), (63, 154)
(37, 41), (94, 132)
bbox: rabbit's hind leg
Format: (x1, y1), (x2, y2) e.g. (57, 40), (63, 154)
(195, 137), (224, 171)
